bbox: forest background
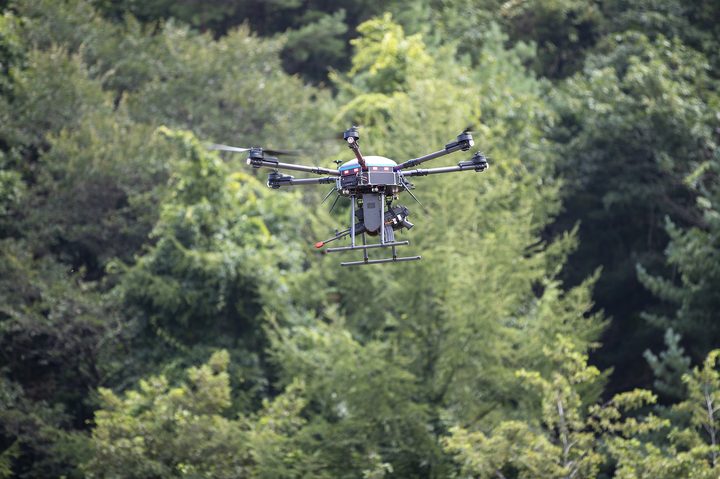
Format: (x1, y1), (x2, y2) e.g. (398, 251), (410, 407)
(0, 0), (719, 477)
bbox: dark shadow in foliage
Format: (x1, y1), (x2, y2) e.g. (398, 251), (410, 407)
(547, 31), (719, 395)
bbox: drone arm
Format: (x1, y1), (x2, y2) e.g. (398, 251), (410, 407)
(248, 157), (340, 176)
(284, 177), (337, 185)
(401, 153), (488, 177)
(268, 172), (336, 189)
(393, 148), (453, 171)
(393, 131), (474, 171)
(402, 166), (472, 177)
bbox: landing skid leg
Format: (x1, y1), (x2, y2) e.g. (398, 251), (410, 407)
(362, 232), (368, 263)
(380, 192), (385, 245)
(340, 255), (421, 267)
(350, 194), (356, 248)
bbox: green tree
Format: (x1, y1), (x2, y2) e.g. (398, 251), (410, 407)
(268, 311), (433, 478)
(643, 328), (692, 401)
(602, 0), (720, 75)
(92, 0), (434, 84)
(345, 12), (432, 94)
(431, 0), (604, 79)
(548, 31), (719, 391)
(0, 376), (93, 478)
(445, 337), (720, 478)
(0, 441), (20, 479)
(0, 10), (24, 93)
(9, 0), (332, 147)
(444, 336), (663, 479)
(329, 12), (605, 415)
(0, 1), (332, 474)
(266, 15), (608, 477)
(114, 128), (315, 410)
(607, 349), (720, 478)
(85, 350), (325, 478)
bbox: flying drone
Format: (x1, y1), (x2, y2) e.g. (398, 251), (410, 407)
(209, 127), (488, 266)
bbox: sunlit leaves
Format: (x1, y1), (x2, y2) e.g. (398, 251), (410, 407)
(445, 336), (661, 479)
(86, 351), (325, 479)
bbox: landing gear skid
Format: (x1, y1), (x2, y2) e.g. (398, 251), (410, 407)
(327, 233), (421, 266)
(322, 192), (421, 267)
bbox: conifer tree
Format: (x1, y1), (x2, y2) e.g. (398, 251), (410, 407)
(548, 31), (719, 390)
(638, 157), (720, 359)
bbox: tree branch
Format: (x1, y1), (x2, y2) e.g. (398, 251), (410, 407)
(704, 384), (717, 467)
(494, 470), (508, 479)
(557, 394), (571, 468)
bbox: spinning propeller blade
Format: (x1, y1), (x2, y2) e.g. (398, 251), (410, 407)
(207, 143), (300, 156)
(262, 148), (301, 157)
(207, 143), (251, 153)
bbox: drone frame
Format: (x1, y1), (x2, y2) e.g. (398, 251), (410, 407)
(213, 129), (488, 266)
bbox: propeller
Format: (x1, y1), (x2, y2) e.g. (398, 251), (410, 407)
(206, 143), (300, 157)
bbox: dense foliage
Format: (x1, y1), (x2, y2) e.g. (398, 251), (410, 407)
(1, 0), (719, 477)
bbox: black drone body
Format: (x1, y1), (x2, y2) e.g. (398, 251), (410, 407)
(209, 127), (488, 266)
